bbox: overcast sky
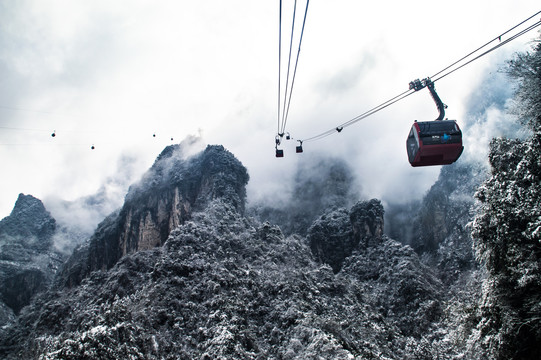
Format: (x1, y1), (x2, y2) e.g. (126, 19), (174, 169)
(0, 0), (540, 219)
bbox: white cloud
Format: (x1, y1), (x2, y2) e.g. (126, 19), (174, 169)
(0, 0), (539, 218)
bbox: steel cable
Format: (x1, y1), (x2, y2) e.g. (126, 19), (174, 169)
(298, 11), (541, 145)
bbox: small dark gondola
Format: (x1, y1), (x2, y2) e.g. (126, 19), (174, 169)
(275, 135), (285, 157)
(296, 140), (303, 153)
(406, 78), (463, 167)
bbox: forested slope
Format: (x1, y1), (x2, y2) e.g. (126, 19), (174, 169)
(470, 40), (541, 359)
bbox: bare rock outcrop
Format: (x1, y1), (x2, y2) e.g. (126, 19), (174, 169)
(308, 199), (385, 273)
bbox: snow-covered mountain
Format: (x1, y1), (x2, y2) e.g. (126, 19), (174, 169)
(0, 142), (451, 359)
(0, 194), (63, 321)
(56, 144), (249, 288)
(0, 128), (539, 358)
(1, 41), (540, 360)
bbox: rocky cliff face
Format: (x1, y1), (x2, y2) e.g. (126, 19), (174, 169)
(308, 199), (385, 273)
(57, 144), (249, 288)
(0, 194), (63, 317)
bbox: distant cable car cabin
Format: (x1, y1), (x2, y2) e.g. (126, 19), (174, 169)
(406, 78), (463, 167)
(296, 140), (303, 153)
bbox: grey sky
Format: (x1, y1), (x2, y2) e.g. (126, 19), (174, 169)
(0, 0), (540, 217)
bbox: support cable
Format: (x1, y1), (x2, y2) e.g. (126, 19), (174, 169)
(277, 0), (283, 135)
(298, 11), (541, 145)
(303, 89), (415, 142)
(430, 10), (541, 79)
(432, 20), (541, 83)
(281, 0), (310, 135)
(280, 0), (298, 134)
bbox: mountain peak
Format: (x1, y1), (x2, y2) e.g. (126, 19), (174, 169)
(0, 194), (61, 316)
(58, 144), (249, 287)
(0, 193), (56, 247)
(11, 193), (45, 215)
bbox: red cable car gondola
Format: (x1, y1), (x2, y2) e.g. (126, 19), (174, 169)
(407, 120), (463, 166)
(406, 78), (463, 167)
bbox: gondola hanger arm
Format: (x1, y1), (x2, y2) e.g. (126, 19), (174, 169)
(409, 78), (447, 121)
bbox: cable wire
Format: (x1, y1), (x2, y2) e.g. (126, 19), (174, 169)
(277, 0), (283, 135)
(298, 11), (541, 145)
(303, 89), (415, 142)
(281, 0), (310, 135)
(432, 20), (541, 83)
(280, 0), (298, 134)
(430, 10), (541, 79)
(0, 126), (51, 132)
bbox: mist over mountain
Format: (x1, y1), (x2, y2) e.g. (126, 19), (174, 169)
(1, 41), (540, 359)
(249, 155), (360, 237)
(43, 152), (157, 255)
(57, 142), (248, 289)
(0, 157), (445, 359)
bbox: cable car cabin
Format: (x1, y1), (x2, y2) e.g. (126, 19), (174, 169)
(406, 120), (463, 167)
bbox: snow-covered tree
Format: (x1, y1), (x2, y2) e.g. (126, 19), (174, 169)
(507, 40), (541, 130)
(471, 38), (541, 359)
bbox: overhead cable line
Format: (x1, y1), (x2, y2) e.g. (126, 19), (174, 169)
(281, 0), (310, 135)
(276, 0), (310, 146)
(432, 20), (541, 83)
(0, 126), (52, 132)
(0, 105), (81, 117)
(430, 10), (541, 80)
(280, 0), (298, 134)
(0, 124), (180, 149)
(302, 89), (415, 142)
(0, 126), (102, 134)
(277, 0), (282, 135)
(298, 10), (541, 145)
